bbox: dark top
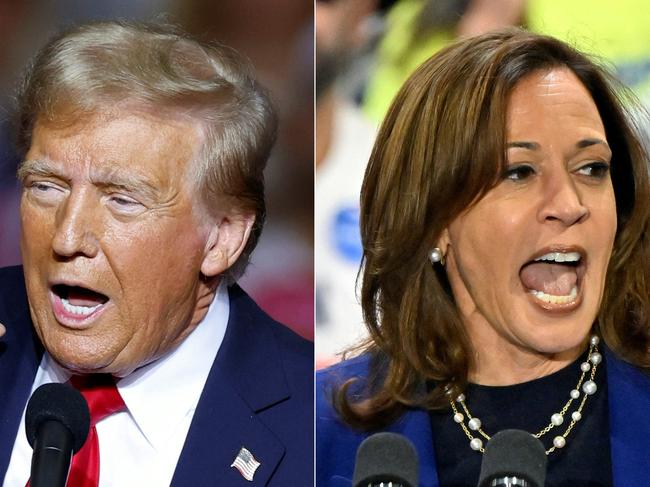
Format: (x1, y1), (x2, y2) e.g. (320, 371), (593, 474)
(429, 352), (612, 486)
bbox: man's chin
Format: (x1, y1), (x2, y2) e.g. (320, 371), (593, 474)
(49, 346), (153, 378)
(40, 333), (124, 375)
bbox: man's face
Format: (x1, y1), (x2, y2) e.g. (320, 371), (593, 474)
(20, 112), (217, 376)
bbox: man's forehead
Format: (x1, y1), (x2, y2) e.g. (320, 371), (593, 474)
(26, 112), (201, 176)
(30, 108), (203, 155)
(21, 157), (157, 184)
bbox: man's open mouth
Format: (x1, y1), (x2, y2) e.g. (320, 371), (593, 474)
(51, 284), (110, 321)
(519, 249), (587, 307)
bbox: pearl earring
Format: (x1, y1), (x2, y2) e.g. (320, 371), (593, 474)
(429, 247), (445, 265)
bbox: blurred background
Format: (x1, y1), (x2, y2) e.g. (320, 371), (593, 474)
(315, 0), (650, 367)
(3, 1), (649, 359)
(0, 0), (313, 340)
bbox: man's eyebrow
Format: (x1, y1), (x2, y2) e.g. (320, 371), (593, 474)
(507, 141), (540, 150)
(17, 159), (61, 182)
(18, 160), (161, 199)
(91, 168), (162, 200)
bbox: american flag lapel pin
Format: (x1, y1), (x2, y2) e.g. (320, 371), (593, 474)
(231, 446), (261, 481)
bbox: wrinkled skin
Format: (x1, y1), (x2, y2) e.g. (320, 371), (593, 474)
(20, 111), (253, 376)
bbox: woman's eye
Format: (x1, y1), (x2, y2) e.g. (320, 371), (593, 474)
(576, 162), (611, 179)
(504, 164), (536, 181)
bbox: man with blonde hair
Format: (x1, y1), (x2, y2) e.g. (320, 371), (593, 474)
(0, 21), (312, 486)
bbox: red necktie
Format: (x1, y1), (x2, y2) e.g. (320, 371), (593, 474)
(65, 375), (126, 487)
(26, 375), (126, 487)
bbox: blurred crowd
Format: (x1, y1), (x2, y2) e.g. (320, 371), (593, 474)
(316, 0), (650, 366)
(0, 0), (313, 339)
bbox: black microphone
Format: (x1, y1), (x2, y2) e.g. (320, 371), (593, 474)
(478, 429), (547, 487)
(352, 432), (419, 487)
(25, 383), (90, 487)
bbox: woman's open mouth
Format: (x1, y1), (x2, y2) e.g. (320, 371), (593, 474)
(519, 248), (587, 311)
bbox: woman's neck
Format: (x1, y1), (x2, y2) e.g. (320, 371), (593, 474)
(467, 329), (587, 386)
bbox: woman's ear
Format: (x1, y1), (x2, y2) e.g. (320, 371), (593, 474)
(437, 228), (451, 256)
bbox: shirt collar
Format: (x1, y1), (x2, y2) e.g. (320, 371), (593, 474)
(41, 282), (230, 450)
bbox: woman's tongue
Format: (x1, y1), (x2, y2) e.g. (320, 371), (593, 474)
(520, 262), (578, 296)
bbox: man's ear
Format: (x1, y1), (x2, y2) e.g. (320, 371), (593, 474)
(200, 213), (255, 278)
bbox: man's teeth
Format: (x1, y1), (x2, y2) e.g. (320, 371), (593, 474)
(529, 286), (578, 304)
(61, 297), (102, 316)
(534, 251), (581, 263)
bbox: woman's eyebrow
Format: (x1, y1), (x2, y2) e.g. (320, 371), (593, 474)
(576, 137), (610, 150)
(507, 141), (540, 150)
(507, 139), (611, 151)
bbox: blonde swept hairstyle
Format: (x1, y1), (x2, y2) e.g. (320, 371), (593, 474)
(335, 28), (650, 429)
(15, 20), (277, 278)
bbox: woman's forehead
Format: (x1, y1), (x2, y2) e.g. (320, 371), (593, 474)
(506, 68), (605, 135)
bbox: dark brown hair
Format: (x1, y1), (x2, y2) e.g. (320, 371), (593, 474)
(16, 20), (277, 279)
(336, 28), (650, 429)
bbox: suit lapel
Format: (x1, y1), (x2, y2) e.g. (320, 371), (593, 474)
(606, 349), (650, 485)
(170, 366), (286, 486)
(171, 285), (290, 486)
(0, 266), (42, 478)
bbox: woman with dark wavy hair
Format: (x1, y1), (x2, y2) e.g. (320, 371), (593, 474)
(317, 28), (650, 486)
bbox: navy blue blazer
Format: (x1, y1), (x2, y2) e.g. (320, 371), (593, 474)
(0, 265), (314, 486)
(317, 350), (650, 486)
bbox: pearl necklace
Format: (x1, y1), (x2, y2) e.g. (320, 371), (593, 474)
(449, 335), (601, 455)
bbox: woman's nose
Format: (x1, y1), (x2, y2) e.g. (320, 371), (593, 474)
(538, 172), (589, 226)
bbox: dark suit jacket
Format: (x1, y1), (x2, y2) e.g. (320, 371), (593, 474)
(0, 265), (314, 486)
(317, 350), (650, 486)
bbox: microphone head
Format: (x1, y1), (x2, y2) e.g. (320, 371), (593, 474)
(25, 383), (90, 453)
(479, 429), (547, 487)
(353, 432), (418, 487)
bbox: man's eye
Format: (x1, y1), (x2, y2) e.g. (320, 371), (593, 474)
(504, 164), (535, 181)
(27, 181), (64, 199)
(30, 182), (59, 192)
(576, 162), (611, 179)
(107, 195), (144, 213)
(110, 195), (139, 206)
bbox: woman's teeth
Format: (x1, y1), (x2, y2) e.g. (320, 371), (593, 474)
(529, 286), (578, 304)
(533, 251), (581, 263)
(61, 297), (102, 316)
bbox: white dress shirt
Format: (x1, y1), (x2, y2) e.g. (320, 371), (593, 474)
(3, 283), (229, 487)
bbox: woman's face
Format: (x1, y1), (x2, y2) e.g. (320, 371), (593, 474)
(441, 68), (617, 374)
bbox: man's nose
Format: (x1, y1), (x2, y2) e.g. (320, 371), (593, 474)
(538, 171), (589, 226)
(51, 191), (100, 259)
